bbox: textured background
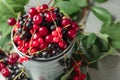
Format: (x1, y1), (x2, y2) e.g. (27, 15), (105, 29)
(0, 0), (120, 80)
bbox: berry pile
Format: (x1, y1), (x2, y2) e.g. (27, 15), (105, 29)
(0, 50), (30, 80)
(9, 4), (79, 58)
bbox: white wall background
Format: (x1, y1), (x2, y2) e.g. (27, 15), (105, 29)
(1, 0), (120, 80)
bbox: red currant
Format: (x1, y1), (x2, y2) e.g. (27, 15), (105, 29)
(80, 73), (86, 80)
(73, 75), (79, 80)
(17, 40), (24, 46)
(7, 58), (17, 65)
(33, 14), (42, 24)
(56, 27), (62, 32)
(32, 33), (41, 40)
(32, 40), (39, 47)
(14, 35), (21, 42)
(62, 18), (71, 27)
(45, 12), (56, 22)
(71, 22), (79, 31)
(38, 37), (44, 44)
(30, 48), (37, 54)
(39, 26), (48, 36)
(52, 30), (58, 37)
(33, 24), (39, 30)
(58, 41), (67, 49)
(0, 62), (5, 71)
(67, 29), (76, 39)
(39, 42), (47, 50)
(40, 4), (48, 12)
(21, 48), (28, 53)
(9, 53), (19, 61)
(7, 18), (16, 26)
(45, 34), (53, 43)
(53, 37), (60, 43)
(0, 68), (10, 77)
(24, 42), (30, 49)
(29, 7), (38, 17)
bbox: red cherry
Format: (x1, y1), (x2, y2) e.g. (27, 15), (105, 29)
(0, 68), (10, 77)
(58, 41), (67, 49)
(38, 38), (44, 44)
(67, 29), (76, 39)
(71, 22), (79, 31)
(80, 73), (86, 80)
(73, 75), (79, 80)
(32, 40), (39, 47)
(39, 42), (47, 50)
(45, 12), (56, 22)
(7, 18), (16, 26)
(32, 33), (41, 40)
(52, 30), (58, 37)
(40, 4), (48, 12)
(45, 34), (53, 43)
(53, 37), (60, 43)
(0, 62), (5, 71)
(39, 26), (48, 36)
(62, 18), (71, 27)
(33, 14), (42, 24)
(29, 7), (38, 17)
(33, 24), (39, 30)
(14, 35), (21, 42)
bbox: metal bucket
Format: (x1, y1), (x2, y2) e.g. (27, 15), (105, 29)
(11, 30), (75, 80)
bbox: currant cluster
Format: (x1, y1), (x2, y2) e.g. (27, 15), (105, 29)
(0, 50), (30, 80)
(8, 4), (79, 58)
(72, 61), (86, 80)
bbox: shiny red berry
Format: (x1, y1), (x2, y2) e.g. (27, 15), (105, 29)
(80, 73), (86, 80)
(53, 37), (60, 43)
(33, 24), (39, 30)
(29, 7), (38, 17)
(52, 30), (58, 37)
(45, 34), (53, 43)
(0, 68), (10, 77)
(24, 42), (30, 49)
(9, 53), (19, 61)
(56, 27), (62, 32)
(17, 40), (23, 46)
(32, 33), (41, 40)
(73, 75), (79, 80)
(7, 58), (17, 65)
(0, 62), (5, 71)
(39, 26), (48, 36)
(7, 18), (16, 26)
(33, 14), (42, 24)
(58, 41), (67, 49)
(38, 38), (44, 44)
(21, 48), (27, 53)
(67, 29), (76, 39)
(45, 12), (56, 22)
(40, 4), (48, 12)
(32, 40), (39, 47)
(62, 18), (71, 27)
(39, 42), (47, 50)
(30, 48), (37, 53)
(14, 35), (21, 42)
(71, 22), (79, 31)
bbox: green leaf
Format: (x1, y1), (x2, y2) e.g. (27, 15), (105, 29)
(92, 6), (112, 23)
(86, 33), (97, 49)
(100, 22), (120, 49)
(60, 68), (73, 80)
(0, 34), (12, 51)
(70, 0), (88, 7)
(95, 0), (108, 3)
(5, 0), (29, 12)
(55, 1), (79, 15)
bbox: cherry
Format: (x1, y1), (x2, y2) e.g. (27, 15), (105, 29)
(0, 62), (5, 71)
(39, 26), (48, 36)
(67, 29), (76, 39)
(71, 22), (79, 31)
(62, 18), (71, 27)
(39, 42), (47, 50)
(45, 12), (56, 22)
(58, 41), (67, 49)
(53, 37), (60, 43)
(33, 14), (42, 24)
(32, 33), (41, 40)
(40, 4), (48, 12)
(0, 68), (10, 77)
(45, 34), (53, 43)
(33, 24), (39, 30)
(7, 18), (16, 26)
(28, 7), (38, 17)
(38, 37), (44, 44)
(32, 40), (39, 47)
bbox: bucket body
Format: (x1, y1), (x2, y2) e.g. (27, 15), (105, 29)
(12, 41), (74, 80)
